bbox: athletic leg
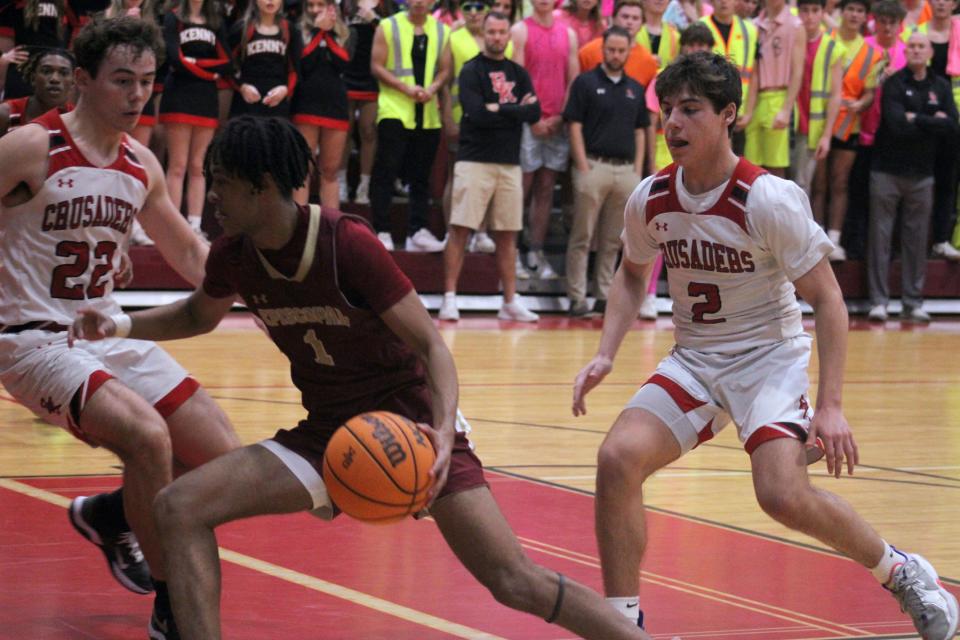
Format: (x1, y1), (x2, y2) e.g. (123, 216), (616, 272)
(293, 123), (320, 205)
(432, 487), (652, 640)
(318, 127), (349, 208)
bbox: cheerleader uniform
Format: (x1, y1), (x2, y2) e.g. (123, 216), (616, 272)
(158, 10), (233, 128)
(291, 27), (349, 130)
(228, 20), (302, 119)
(342, 18), (377, 102)
(0, 0), (68, 99)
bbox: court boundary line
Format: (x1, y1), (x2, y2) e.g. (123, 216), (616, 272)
(0, 478), (507, 640)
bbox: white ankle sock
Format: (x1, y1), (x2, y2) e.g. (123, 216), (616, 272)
(827, 228), (842, 244)
(606, 596), (640, 620)
(871, 540), (908, 585)
(443, 291), (455, 299)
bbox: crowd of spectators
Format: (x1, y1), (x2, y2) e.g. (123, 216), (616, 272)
(3, 0), (960, 323)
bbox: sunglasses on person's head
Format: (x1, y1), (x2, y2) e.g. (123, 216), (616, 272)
(462, 2), (488, 12)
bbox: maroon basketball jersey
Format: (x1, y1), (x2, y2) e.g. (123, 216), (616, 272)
(204, 205), (432, 429)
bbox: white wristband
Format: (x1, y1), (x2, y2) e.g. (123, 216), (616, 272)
(110, 313), (132, 338)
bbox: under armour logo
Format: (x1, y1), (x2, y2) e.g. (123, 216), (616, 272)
(251, 294), (268, 305)
(57, 178), (74, 188)
(655, 222), (668, 231)
(40, 396), (61, 415)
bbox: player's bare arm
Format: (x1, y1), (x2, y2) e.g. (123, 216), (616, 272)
(380, 290), (458, 498)
(793, 256), (858, 478)
(0, 124), (50, 206)
(134, 138), (210, 286)
(69, 288), (234, 346)
(573, 257), (653, 416)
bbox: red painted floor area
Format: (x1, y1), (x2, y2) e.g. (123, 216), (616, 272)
(1, 472), (952, 639)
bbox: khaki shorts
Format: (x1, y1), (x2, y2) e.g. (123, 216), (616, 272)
(625, 335), (820, 457)
(450, 161), (523, 231)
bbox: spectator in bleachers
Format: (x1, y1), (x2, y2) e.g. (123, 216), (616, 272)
(491, 0), (520, 22)
(292, 0), (350, 207)
(734, 0), (757, 19)
(920, 0), (960, 261)
(160, 0), (234, 234)
(439, 10), (541, 322)
(229, 0), (302, 118)
(340, 0), (391, 205)
(902, 0), (932, 30)
(811, 0), (882, 261)
(564, 26), (647, 317)
(433, 0), (464, 27)
(701, 0), (756, 155)
(0, 0), (70, 98)
(556, 0), (605, 48)
(867, 32), (957, 323)
(664, 0), (709, 29)
(859, 0), (906, 149)
(441, 0), (510, 253)
(0, 48), (74, 137)
(792, 0), (842, 198)
(369, 0), (451, 251)
(744, 0), (804, 178)
(638, 0), (680, 70)
(579, 0), (657, 88)
(511, 0), (579, 278)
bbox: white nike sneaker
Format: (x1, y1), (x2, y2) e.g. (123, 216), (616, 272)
(886, 552), (959, 640)
(438, 293), (459, 321)
(405, 228), (446, 253)
(498, 298), (539, 322)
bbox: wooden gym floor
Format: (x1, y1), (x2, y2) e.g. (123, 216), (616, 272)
(1, 313), (958, 639)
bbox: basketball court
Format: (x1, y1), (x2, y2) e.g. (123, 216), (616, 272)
(2, 313), (958, 639)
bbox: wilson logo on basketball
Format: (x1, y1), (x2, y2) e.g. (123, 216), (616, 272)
(369, 417), (407, 467)
(341, 445), (355, 469)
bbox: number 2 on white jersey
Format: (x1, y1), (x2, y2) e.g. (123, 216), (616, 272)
(689, 281), (725, 324)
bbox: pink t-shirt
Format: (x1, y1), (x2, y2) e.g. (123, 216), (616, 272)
(553, 8), (603, 48)
(523, 16), (571, 117)
(859, 36), (906, 146)
(755, 4), (802, 89)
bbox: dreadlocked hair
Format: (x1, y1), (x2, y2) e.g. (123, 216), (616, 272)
(20, 48), (76, 85)
(206, 116), (314, 199)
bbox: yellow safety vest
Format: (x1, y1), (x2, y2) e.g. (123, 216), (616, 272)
(804, 31), (843, 148)
(378, 12), (449, 129)
(449, 26), (513, 123)
(702, 16), (757, 112)
(636, 23), (679, 71)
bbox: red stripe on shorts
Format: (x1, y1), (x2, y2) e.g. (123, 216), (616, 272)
(154, 377), (200, 418)
(645, 373), (706, 413)
(66, 370), (115, 445)
(744, 424), (801, 455)
(694, 418), (715, 448)
(292, 114), (350, 130)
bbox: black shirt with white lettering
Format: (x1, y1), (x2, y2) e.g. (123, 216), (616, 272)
(457, 54), (541, 165)
(563, 65), (649, 161)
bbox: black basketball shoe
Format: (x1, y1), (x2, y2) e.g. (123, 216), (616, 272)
(69, 494), (153, 594)
(148, 590), (181, 640)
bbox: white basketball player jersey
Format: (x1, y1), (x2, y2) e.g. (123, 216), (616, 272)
(622, 158), (833, 354)
(0, 110), (149, 326)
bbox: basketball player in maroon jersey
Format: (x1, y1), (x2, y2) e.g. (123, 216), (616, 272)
(70, 116), (655, 640)
(0, 17), (240, 639)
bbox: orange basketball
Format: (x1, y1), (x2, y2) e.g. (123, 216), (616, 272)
(322, 411), (436, 523)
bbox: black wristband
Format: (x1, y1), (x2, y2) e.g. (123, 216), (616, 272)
(545, 572), (566, 624)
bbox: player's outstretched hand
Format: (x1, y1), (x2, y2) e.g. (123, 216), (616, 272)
(807, 406), (858, 478)
(67, 308), (116, 347)
(416, 420), (454, 503)
(572, 354), (613, 417)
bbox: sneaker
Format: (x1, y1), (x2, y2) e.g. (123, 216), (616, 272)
(354, 179), (370, 205)
(885, 553), (959, 640)
(639, 296), (658, 320)
(405, 228), (446, 252)
(339, 179), (349, 203)
(932, 241), (960, 261)
(569, 299), (595, 318)
(868, 304), (888, 322)
(498, 298), (539, 322)
(130, 221), (154, 246)
(526, 249), (558, 279)
(376, 232), (395, 251)
(902, 306), (931, 323)
(515, 255), (532, 280)
(470, 231), (496, 254)
(149, 594), (180, 640)
(69, 495), (152, 595)
(438, 293), (460, 321)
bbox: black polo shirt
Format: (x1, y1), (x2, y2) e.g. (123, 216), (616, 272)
(563, 65), (650, 161)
